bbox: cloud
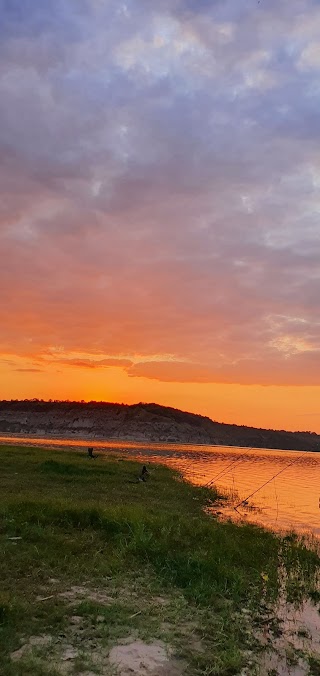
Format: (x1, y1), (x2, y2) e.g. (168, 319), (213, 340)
(14, 368), (44, 373)
(60, 358), (133, 369)
(1, 0), (320, 387)
(128, 351), (320, 386)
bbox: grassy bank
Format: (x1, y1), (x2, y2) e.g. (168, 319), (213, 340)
(0, 445), (319, 675)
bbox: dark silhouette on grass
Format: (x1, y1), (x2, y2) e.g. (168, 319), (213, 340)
(127, 464), (150, 484)
(87, 447), (94, 459)
(139, 465), (149, 482)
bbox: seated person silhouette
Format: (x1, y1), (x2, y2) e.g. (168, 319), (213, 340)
(139, 465), (149, 482)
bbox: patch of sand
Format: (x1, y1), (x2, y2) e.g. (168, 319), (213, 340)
(109, 639), (185, 675)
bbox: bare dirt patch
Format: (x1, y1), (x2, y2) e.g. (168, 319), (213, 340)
(58, 585), (114, 605)
(109, 639), (186, 675)
(10, 634), (53, 661)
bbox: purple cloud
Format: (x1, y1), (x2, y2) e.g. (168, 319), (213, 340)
(1, 0), (320, 387)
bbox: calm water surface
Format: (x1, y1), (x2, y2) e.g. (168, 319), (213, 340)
(1, 435), (320, 538)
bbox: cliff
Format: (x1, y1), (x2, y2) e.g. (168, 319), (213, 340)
(0, 400), (319, 451)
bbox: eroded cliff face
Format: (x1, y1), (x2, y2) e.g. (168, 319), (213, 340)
(0, 401), (319, 451)
(0, 402), (212, 444)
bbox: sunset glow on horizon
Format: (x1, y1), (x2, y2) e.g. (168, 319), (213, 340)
(1, 1), (320, 433)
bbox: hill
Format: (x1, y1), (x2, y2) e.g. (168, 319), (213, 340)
(0, 400), (319, 451)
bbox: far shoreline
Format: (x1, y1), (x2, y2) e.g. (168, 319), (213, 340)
(0, 430), (317, 454)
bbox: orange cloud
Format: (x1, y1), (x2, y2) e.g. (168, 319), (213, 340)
(1, 0), (320, 432)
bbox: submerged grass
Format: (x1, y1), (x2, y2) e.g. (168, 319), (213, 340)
(0, 444), (319, 675)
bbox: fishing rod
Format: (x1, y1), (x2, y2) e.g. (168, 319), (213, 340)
(205, 448), (254, 488)
(179, 454), (243, 486)
(183, 457), (198, 473)
(182, 446), (254, 488)
(176, 456), (199, 481)
(234, 452), (305, 511)
(205, 458), (243, 487)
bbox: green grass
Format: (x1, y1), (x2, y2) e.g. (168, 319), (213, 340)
(0, 444), (319, 675)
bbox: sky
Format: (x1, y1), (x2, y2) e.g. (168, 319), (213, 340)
(1, 0), (320, 433)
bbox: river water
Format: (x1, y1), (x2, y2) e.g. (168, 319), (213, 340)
(1, 435), (320, 538)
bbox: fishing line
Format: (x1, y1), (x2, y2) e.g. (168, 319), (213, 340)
(273, 479), (279, 524)
(205, 458), (243, 487)
(205, 448), (254, 488)
(176, 455), (201, 481)
(234, 453), (305, 511)
(183, 457), (198, 473)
